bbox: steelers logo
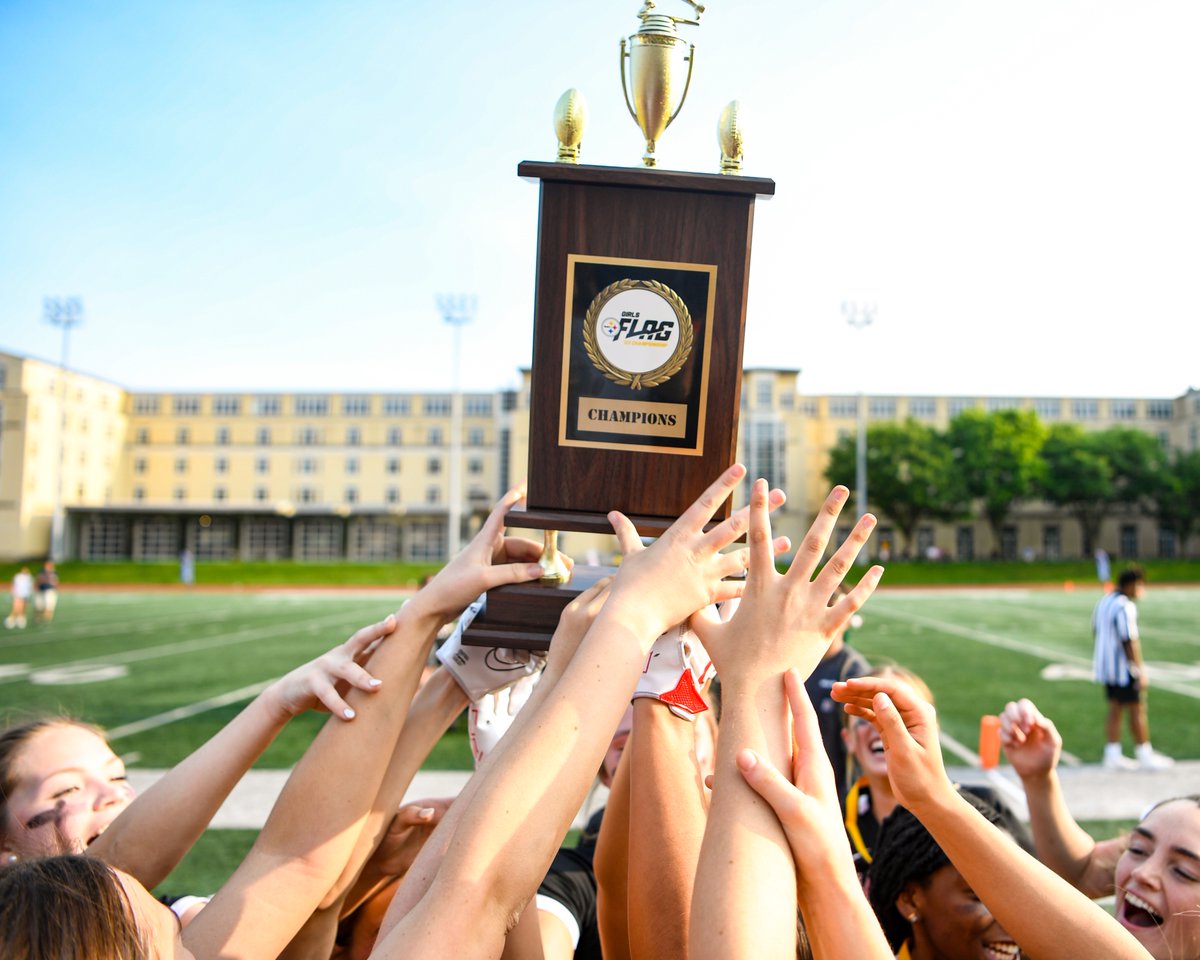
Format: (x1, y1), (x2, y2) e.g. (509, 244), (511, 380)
(601, 317), (620, 339)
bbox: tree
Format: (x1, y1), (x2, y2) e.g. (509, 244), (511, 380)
(1036, 424), (1113, 556)
(825, 419), (962, 553)
(1147, 450), (1200, 558)
(948, 409), (1046, 552)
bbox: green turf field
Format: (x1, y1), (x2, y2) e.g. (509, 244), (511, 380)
(2, 584), (1196, 893)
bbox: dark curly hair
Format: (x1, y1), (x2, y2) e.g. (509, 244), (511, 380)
(866, 788), (1011, 951)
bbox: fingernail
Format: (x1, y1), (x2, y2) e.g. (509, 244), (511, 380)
(343, 707), (356, 719)
(419, 807), (435, 818)
(736, 749), (758, 772)
(527, 564), (544, 577)
(368, 678), (383, 688)
(876, 693), (893, 712)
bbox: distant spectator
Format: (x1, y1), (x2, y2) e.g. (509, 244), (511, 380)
(34, 561), (59, 623)
(4, 566), (33, 629)
(180, 548), (195, 585)
(1094, 547), (1111, 586)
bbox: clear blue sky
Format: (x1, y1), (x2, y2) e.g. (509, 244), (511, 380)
(1, 1), (1197, 398)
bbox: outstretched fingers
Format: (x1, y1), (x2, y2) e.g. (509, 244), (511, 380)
(786, 486), (850, 582)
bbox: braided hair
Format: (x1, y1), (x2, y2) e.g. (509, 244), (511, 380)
(866, 788), (1009, 951)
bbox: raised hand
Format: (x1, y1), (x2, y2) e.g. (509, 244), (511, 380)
(408, 484), (551, 623)
(266, 615), (397, 721)
(543, 575), (613, 683)
(831, 674), (951, 813)
(693, 480), (883, 684)
(999, 698), (1063, 781)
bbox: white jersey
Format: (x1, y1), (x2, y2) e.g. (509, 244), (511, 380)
(11, 572), (33, 600)
(1092, 591), (1139, 685)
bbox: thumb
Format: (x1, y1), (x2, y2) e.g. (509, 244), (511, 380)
(608, 510), (644, 556)
(871, 692), (913, 754)
(736, 748), (799, 818)
(483, 559), (547, 589)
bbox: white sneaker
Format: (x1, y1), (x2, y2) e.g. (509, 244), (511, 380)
(633, 621), (715, 720)
(436, 594), (544, 700)
(1138, 750), (1175, 771)
(1103, 753), (1138, 771)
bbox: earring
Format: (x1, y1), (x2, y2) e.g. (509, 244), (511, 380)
(907, 913), (920, 923)
(1, 852), (17, 865)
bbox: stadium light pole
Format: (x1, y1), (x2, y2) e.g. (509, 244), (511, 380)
(44, 296), (84, 562)
(842, 301), (875, 562)
(437, 294), (476, 560)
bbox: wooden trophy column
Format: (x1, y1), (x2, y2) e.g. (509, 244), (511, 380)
(462, 161), (775, 650)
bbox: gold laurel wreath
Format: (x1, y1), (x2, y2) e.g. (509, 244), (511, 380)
(582, 278), (694, 390)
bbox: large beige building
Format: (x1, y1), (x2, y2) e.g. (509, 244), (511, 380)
(1, 350), (1196, 563)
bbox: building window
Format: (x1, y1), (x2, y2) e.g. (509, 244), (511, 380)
(133, 395), (160, 414)
(298, 427), (321, 446)
(297, 487), (318, 504)
(799, 399), (818, 416)
(346, 427), (361, 446)
(1147, 399), (1173, 420)
(1109, 400), (1136, 420)
(215, 457), (229, 474)
(1120, 524), (1138, 557)
(213, 396), (241, 415)
(386, 458), (401, 474)
(136, 427), (150, 444)
(869, 397), (897, 418)
(948, 398), (976, 417)
(386, 486), (400, 504)
(426, 486), (441, 504)
(917, 527), (935, 557)
(744, 418), (785, 491)
(909, 398), (936, 418)
(134, 458), (147, 474)
(1072, 399), (1099, 420)
(173, 395), (201, 415)
(755, 380), (773, 407)
(176, 427), (190, 445)
(294, 395), (329, 416)
(465, 396), (493, 417)
(1158, 528), (1177, 558)
(294, 518), (341, 559)
(346, 457), (359, 474)
(254, 486), (269, 502)
(1034, 398), (1061, 420)
(133, 486), (145, 501)
(256, 427), (271, 445)
(468, 427), (485, 446)
(956, 526), (975, 561)
(345, 486), (359, 504)
(1043, 525), (1061, 560)
(424, 396), (452, 415)
(428, 427), (444, 445)
(342, 396), (370, 415)
(216, 426), (231, 445)
(254, 395), (281, 416)
(427, 457), (442, 475)
(387, 427), (403, 446)
(468, 458), (483, 475)
(298, 458), (318, 474)
(829, 397), (858, 418)
(1000, 525), (1018, 561)
(214, 486), (227, 501)
(383, 396), (410, 416)
(986, 398), (1019, 412)
(406, 520), (446, 562)
(174, 487), (187, 501)
(175, 457), (187, 474)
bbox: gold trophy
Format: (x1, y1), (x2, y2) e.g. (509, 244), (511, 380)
(620, 0), (705, 167)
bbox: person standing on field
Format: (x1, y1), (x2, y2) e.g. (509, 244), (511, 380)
(34, 561), (59, 623)
(1092, 565), (1172, 771)
(5, 567), (33, 629)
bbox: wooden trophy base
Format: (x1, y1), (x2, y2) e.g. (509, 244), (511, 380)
(460, 563), (618, 651)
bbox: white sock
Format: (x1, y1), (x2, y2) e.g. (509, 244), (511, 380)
(1105, 741), (1124, 758)
(1135, 742), (1154, 759)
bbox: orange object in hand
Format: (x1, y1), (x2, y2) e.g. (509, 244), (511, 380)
(979, 715), (1002, 769)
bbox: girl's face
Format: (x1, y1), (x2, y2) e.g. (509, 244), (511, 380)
(3, 724), (136, 857)
(1114, 799), (1200, 960)
(843, 714), (889, 779)
(904, 864), (1021, 960)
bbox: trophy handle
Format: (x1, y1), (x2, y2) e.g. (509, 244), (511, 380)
(619, 37), (640, 123)
(665, 42), (696, 130)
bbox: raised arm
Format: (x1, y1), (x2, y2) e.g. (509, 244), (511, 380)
(87, 619), (395, 889)
(689, 480), (882, 960)
(833, 676), (1150, 960)
(374, 463), (761, 960)
(999, 697), (1124, 898)
(182, 485), (547, 960)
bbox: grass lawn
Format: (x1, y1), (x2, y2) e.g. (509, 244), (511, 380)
(2, 584), (1195, 896)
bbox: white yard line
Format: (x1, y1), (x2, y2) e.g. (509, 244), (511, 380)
(872, 606), (1200, 700)
(107, 681), (275, 740)
(0, 609), (358, 686)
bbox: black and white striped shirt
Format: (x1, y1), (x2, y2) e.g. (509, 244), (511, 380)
(1092, 591), (1139, 685)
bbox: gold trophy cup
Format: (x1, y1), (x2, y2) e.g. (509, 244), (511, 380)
(620, 0), (704, 167)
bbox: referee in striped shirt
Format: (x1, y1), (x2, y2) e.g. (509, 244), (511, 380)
(1092, 565), (1173, 770)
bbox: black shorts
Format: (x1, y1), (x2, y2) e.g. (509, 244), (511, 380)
(1105, 681), (1142, 705)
